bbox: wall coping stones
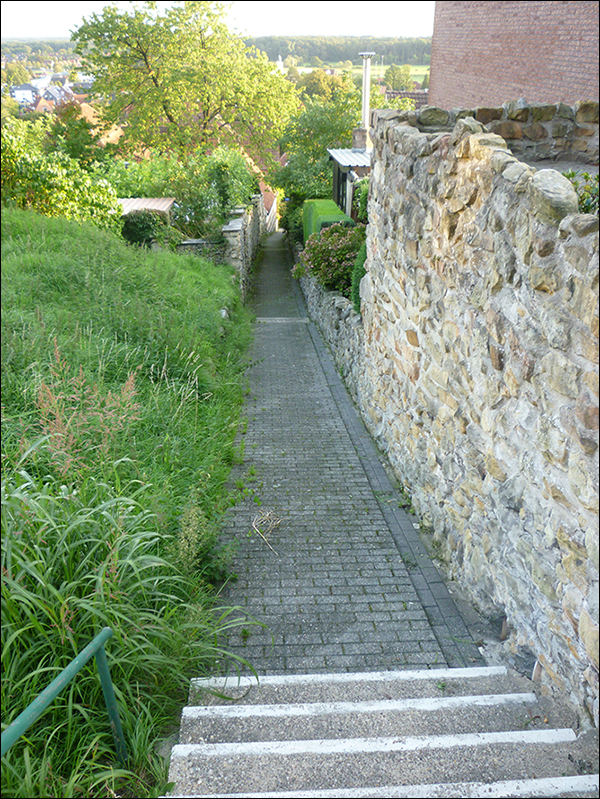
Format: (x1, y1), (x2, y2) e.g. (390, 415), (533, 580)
(370, 101), (599, 165)
(528, 170), (580, 224)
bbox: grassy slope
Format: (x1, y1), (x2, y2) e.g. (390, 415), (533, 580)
(1, 208), (256, 797)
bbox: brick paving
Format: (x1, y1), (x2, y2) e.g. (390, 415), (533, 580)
(217, 231), (483, 675)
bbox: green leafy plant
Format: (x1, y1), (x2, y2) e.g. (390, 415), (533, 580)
(293, 222), (366, 297)
(353, 177), (369, 223)
(563, 170), (599, 215)
(351, 240), (368, 314)
(1, 118), (120, 231)
(121, 209), (164, 248)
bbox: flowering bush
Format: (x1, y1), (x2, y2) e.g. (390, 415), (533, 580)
(293, 222), (366, 297)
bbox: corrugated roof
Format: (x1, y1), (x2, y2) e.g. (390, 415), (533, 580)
(118, 198), (176, 215)
(327, 148), (372, 168)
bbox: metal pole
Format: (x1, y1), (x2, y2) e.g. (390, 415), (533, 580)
(359, 52), (376, 131)
(95, 645), (129, 766)
(1, 627), (127, 766)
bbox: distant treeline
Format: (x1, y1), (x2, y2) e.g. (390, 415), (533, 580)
(1, 35), (432, 66)
(246, 36), (432, 65)
(1, 39), (78, 58)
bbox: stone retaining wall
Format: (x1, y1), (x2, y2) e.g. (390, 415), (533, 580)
(177, 194), (265, 299)
(221, 193), (265, 300)
(298, 106), (599, 725)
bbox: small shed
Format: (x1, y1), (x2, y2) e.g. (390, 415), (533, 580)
(327, 147), (371, 218)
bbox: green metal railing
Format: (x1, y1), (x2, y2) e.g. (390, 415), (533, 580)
(1, 627), (128, 765)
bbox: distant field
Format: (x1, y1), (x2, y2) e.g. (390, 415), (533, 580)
(295, 63), (429, 83)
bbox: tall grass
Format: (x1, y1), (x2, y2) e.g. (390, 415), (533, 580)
(1, 208), (256, 797)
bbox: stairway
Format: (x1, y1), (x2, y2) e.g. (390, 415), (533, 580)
(165, 666), (599, 798)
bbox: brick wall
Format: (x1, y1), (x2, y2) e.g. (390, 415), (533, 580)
(429, 1), (599, 108)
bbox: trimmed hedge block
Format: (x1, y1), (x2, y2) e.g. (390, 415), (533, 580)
(303, 199), (354, 242)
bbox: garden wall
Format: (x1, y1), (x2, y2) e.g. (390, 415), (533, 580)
(221, 194), (265, 300)
(298, 104), (599, 725)
(390, 100), (599, 166)
(176, 194), (265, 300)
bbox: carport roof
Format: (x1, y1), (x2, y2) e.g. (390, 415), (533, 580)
(118, 197), (176, 215)
(327, 148), (372, 169)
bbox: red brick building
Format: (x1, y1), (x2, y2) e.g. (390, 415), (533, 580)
(428, 1), (599, 108)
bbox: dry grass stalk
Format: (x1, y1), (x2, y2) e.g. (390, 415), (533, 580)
(251, 510), (281, 555)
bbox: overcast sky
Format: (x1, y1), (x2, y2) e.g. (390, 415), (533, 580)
(1, 1), (436, 40)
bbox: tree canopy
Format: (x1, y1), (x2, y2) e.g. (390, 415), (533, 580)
(72, 1), (299, 160)
(384, 64), (414, 91)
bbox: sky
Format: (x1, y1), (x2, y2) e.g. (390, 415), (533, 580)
(0, 1), (436, 40)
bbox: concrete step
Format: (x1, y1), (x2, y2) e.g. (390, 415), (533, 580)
(166, 667), (599, 799)
(165, 774), (599, 798)
(180, 691), (541, 743)
(189, 666), (537, 706)
(167, 729), (596, 797)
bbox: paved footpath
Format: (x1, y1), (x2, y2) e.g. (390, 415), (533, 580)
(217, 231), (484, 676)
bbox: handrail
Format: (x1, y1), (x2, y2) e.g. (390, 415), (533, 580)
(1, 627), (128, 765)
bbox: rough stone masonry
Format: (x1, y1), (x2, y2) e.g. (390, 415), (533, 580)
(299, 102), (599, 726)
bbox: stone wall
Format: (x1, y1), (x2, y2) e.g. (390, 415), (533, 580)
(428, 1), (599, 108)
(221, 193), (265, 300)
(177, 194), (265, 299)
(389, 100), (599, 166)
(298, 106), (599, 724)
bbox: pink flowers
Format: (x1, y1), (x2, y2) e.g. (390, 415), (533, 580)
(295, 223), (366, 296)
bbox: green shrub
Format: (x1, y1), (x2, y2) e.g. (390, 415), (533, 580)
(353, 177), (369, 223)
(293, 222), (366, 297)
(121, 209), (163, 247)
(282, 201), (305, 245)
(563, 170), (599, 215)
(1, 119), (120, 231)
(351, 241), (367, 313)
(302, 198), (353, 242)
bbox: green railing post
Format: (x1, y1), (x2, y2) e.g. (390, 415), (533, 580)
(94, 644), (128, 765)
(1, 627), (128, 766)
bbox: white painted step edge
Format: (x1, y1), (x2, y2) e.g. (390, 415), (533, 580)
(191, 666), (508, 693)
(182, 692), (537, 720)
(170, 727), (577, 760)
(166, 773), (600, 798)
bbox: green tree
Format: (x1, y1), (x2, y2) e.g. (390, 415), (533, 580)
(421, 70), (430, 89)
(44, 102), (107, 169)
(274, 85), (360, 237)
(286, 65), (301, 84)
(72, 1), (299, 161)
(3, 62), (31, 86)
(1, 96), (21, 126)
(297, 69), (344, 101)
(384, 64), (414, 91)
